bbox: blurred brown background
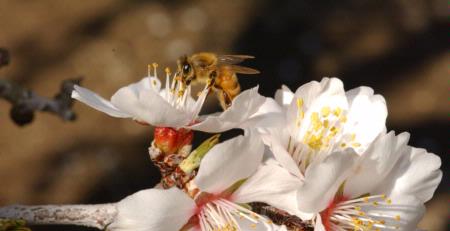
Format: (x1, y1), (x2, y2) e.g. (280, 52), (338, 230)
(0, 0), (448, 230)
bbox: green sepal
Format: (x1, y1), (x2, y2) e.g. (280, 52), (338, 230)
(179, 134), (220, 174)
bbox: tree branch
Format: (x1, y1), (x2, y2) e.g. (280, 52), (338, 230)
(0, 204), (117, 230)
(0, 47), (81, 125)
(0, 78), (81, 125)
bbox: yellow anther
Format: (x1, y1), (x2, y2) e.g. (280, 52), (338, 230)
(311, 112), (322, 131)
(250, 223), (257, 229)
(164, 67), (171, 75)
(321, 106), (330, 117)
(381, 194), (386, 199)
(340, 142), (347, 148)
(299, 110), (304, 119)
(152, 79), (157, 86)
(363, 197), (369, 203)
(329, 126), (339, 135)
(386, 199), (392, 204)
(306, 134), (324, 150)
(351, 133), (356, 141)
(296, 98), (303, 108)
(147, 64), (152, 76)
(266, 220), (273, 224)
(178, 90), (184, 98)
(379, 220), (385, 225)
(333, 107), (342, 117)
(152, 62), (159, 68)
(372, 201), (379, 206)
(310, 111), (319, 121)
(352, 218), (363, 225)
(355, 206), (361, 211)
(323, 119), (329, 128)
(358, 211), (365, 216)
(340, 115), (348, 123)
(395, 215), (401, 221)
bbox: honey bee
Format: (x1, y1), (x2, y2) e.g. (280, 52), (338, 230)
(176, 52), (259, 110)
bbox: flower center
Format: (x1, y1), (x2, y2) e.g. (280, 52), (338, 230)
(288, 97), (360, 173)
(321, 194), (404, 231)
(148, 63), (210, 120)
(188, 193), (274, 231)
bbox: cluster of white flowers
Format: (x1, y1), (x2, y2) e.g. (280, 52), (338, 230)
(71, 66), (441, 231)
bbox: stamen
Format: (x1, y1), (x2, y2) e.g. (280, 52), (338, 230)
(195, 198), (274, 231)
(323, 194), (405, 231)
(152, 62), (158, 76)
(147, 64), (152, 77)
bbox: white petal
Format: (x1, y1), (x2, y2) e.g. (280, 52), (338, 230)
(233, 159), (309, 219)
(110, 188), (195, 231)
(138, 90), (192, 127)
(194, 132), (264, 194)
(380, 146), (442, 203)
(241, 97), (286, 130)
(286, 78), (348, 138)
(314, 215), (326, 231)
(72, 85), (131, 118)
(297, 149), (358, 213)
(343, 86), (387, 150)
(266, 137), (302, 178)
(274, 85), (294, 107)
(344, 132), (410, 198)
(189, 87), (266, 132)
(365, 196), (425, 231)
(110, 80), (191, 127)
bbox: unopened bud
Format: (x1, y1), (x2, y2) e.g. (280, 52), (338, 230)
(154, 127), (193, 154)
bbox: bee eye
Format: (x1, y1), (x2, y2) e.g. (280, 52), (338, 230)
(183, 64), (191, 74)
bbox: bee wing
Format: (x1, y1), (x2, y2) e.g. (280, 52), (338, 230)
(228, 65), (260, 74)
(217, 55), (255, 65)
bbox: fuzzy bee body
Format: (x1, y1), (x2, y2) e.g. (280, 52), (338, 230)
(176, 52), (259, 109)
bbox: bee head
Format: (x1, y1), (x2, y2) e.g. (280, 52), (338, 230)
(177, 55), (195, 85)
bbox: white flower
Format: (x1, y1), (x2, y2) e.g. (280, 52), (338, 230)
(256, 78), (388, 218)
(312, 131), (442, 231)
(109, 132), (301, 231)
(72, 66), (208, 128)
(72, 65), (276, 131)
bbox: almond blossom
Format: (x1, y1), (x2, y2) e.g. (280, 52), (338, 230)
(109, 132), (302, 231)
(257, 78), (388, 217)
(311, 131), (442, 231)
(72, 64), (279, 132)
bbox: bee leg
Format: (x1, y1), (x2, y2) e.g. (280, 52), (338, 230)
(223, 92), (233, 108)
(216, 90), (232, 110)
